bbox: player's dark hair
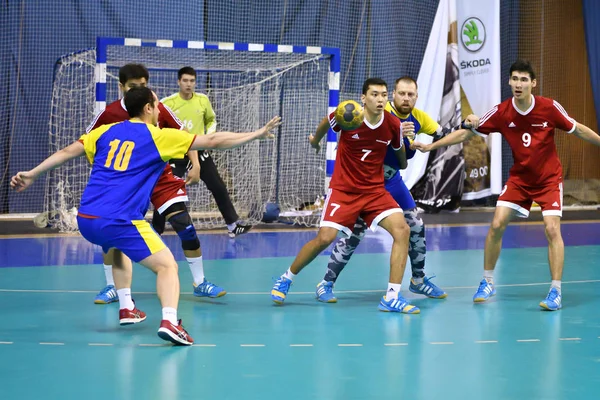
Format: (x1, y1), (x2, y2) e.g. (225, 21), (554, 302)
(510, 59), (536, 80)
(394, 76), (418, 90)
(124, 86), (155, 118)
(119, 64), (150, 85)
(178, 66), (197, 80)
(362, 78), (387, 95)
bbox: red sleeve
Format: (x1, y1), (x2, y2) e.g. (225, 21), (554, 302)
(158, 102), (184, 130)
(86, 110), (109, 133)
(328, 112), (341, 133)
(551, 100), (577, 133)
(473, 105), (501, 136)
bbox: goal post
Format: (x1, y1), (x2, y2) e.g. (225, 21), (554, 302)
(46, 37), (340, 231)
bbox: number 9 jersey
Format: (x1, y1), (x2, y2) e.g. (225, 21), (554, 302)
(78, 120), (196, 220)
(473, 95), (576, 187)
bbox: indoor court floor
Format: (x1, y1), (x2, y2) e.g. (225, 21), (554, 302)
(1, 220), (599, 400)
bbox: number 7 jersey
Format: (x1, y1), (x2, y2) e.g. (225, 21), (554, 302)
(78, 120), (196, 220)
(473, 95), (576, 186)
(328, 110), (403, 193)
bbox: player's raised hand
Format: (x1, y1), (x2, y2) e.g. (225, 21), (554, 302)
(464, 114), (480, 129)
(10, 171), (36, 192)
(410, 141), (431, 153)
(401, 121), (416, 140)
(309, 134), (321, 153)
(257, 116), (282, 139)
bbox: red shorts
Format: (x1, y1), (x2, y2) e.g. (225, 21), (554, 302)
(497, 177), (562, 218)
(151, 164), (188, 214)
(319, 188), (403, 236)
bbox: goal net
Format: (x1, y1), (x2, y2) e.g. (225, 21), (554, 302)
(46, 38), (339, 232)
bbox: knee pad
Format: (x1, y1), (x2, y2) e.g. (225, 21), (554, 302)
(168, 212), (200, 251)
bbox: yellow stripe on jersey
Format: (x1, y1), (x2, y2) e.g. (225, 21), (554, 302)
(132, 220), (166, 255)
(79, 123), (119, 164)
(411, 108), (439, 135)
(384, 102), (440, 135)
(147, 124), (196, 161)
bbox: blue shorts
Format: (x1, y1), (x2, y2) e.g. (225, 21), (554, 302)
(77, 216), (166, 262)
(385, 172), (416, 210)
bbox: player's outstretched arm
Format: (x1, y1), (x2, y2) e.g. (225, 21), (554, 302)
(10, 141), (85, 192)
(190, 116), (281, 151)
(308, 117), (330, 153)
(572, 122), (600, 146)
(411, 128), (475, 153)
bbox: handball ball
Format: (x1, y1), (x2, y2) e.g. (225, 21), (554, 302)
(334, 100), (364, 131)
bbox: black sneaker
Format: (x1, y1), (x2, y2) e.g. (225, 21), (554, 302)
(228, 224), (252, 238)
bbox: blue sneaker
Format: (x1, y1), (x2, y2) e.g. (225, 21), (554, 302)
(473, 279), (496, 302)
(378, 294), (420, 314)
(271, 276), (292, 305)
(316, 281), (337, 303)
(540, 287), (562, 311)
(193, 279), (226, 298)
(94, 285), (118, 304)
(409, 276), (447, 299)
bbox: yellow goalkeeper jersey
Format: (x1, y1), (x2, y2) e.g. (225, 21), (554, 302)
(161, 92), (217, 135)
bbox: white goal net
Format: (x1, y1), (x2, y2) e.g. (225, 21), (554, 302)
(46, 42), (334, 231)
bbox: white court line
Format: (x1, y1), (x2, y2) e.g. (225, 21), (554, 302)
(290, 344), (313, 347)
(338, 344), (362, 347)
(139, 344), (170, 347)
(88, 343), (113, 346)
(0, 341), (13, 344)
(559, 338), (581, 341)
(430, 342), (454, 345)
(39, 342), (64, 345)
(240, 344), (265, 347)
(1, 279), (599, 295)
(384, 343), (408, 346)
(192, 344), (217, 347)
(475, 340), (498, 344)
(517, 339), (540, 342)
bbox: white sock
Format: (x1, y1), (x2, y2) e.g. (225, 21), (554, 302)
(186, 256), (205, 285)
(551, 280), (562, 292)
(117, 288), (134, 310)
(283, 269), (297, 281)
(226, 222), (237, 231)
(483, 270), (494, 284)
(162, 307), (178, 324)
(412, 277), (424, 285)
(104, 264), (115, 286)
(387, 283), (401, 300)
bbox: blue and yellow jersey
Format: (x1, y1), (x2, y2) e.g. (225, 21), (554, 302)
(78, 120), (196, 220)
(383, 102), (440, 180)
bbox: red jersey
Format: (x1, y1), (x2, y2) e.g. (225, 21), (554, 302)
(474, 95), (576, 186)
(328, 110), (402, 193)
(86, 98), (183, 132)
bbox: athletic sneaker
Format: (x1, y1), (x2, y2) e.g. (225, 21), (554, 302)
(473, 279), (496, 302)
(378, 294), (420, 314)
(315, 281), (337, 303)
(119, 304), (147, 325)
(409, 276), (447, 299)
(271, 276), (292, 304)
(193, 279), (226, 298)
(94, 285), (118, 304)
(228, 224), (252, 238)
(539, 287), (562, 311)
(157, 319), (194, 346)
